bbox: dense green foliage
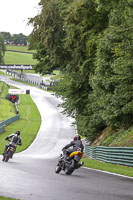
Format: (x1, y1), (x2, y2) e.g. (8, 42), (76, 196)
(28, 0), (133, 143)
(0, 33), (5, 64)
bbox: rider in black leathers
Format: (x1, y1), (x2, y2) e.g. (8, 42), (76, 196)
(3, 130), (22, 160)
(62, 135), (84, 167)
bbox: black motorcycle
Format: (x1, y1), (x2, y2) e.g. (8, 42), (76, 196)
(55, 150), (84, 175)
(2, 142), (17, 162)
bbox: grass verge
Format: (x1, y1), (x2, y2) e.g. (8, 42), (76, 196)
(0, 94), (41, 155)
(0, 197), (19, 200)
(82, 157), (133, 177)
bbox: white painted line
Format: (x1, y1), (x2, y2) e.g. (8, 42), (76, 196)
(82, 166), (133, 179)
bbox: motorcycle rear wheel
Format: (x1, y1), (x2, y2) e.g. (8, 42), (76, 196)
(5, 151), (11, 162)
(5, 156), (9, 162)
(2, 155), (5, 162)
(65, 159), (75, 175)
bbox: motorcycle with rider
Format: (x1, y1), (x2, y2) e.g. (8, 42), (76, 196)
(55, 135), (84, 175)
(2, 130), (22, 162)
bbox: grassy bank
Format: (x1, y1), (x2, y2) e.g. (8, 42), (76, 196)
(82, 157), (133, 177)
(92, 127), (133, 147)
(0, 93), (41, 155)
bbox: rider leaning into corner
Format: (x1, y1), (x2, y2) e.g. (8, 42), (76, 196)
(2, 130), (22, 160)
(62, 134), (84, 168)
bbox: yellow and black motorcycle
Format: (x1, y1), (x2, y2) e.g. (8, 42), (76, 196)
(55, 149), (84, 175)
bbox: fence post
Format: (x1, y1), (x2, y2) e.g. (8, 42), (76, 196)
(4, 124), (6, 132)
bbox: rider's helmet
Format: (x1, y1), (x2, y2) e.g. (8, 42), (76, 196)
(73, 135), (81, 141)
(16, 131), (20, 136)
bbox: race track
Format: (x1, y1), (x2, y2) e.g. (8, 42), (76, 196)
(0, 75), (133, 200)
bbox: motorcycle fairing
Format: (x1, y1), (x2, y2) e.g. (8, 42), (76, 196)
(69, 151), (83, 158)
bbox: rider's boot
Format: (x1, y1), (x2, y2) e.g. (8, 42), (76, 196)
(75, 161), (84, 169)
(80, 161), (84, 166)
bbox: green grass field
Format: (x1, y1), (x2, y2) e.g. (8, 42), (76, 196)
(4, 45), (37, 65)
(6, 45), (35, 53)
(4, 51), (37, 65)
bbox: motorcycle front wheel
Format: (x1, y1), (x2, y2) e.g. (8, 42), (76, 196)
(55, 164), (62, 174)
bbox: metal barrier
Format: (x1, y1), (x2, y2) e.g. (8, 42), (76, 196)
(0, 115), (20, 134)
(6, 70), (52, 90)
(84, 145), (133, 167)
(0, 125), (4, 134)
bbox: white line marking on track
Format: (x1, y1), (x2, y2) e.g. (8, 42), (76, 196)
(82, 167), (133, 179)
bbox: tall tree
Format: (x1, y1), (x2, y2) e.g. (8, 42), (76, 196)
(28, 0), (66, 74)
(29, 0), (109, 140)
(54, 0), (109, 139)
(0, 33), (5, 64)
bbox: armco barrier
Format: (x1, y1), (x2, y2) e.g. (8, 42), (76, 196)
(0, 125), (4, 134)
(0, 114), (20, 134)
(6, 70), (52, 90)
(84, 145), (133, 167)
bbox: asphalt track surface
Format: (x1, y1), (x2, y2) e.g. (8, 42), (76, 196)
(0, 75), (133, 200)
